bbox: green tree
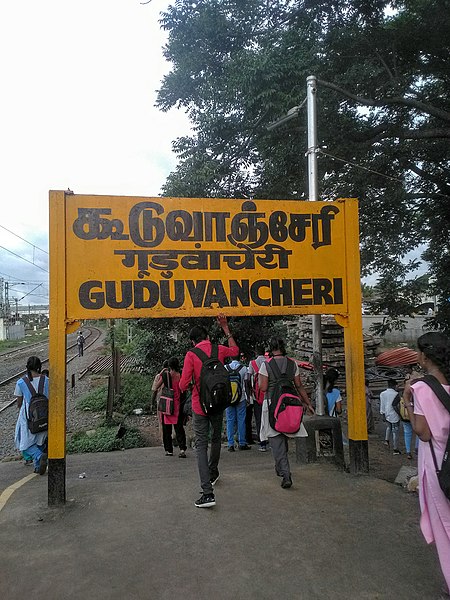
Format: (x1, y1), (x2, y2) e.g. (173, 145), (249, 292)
(130, 316), (287, 375)
(156, 0), (450, 333)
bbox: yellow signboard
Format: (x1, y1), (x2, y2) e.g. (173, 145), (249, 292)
(48, 191), (367, 507)
(64, 195), (357, 319)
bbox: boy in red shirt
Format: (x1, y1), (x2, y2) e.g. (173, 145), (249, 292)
(180, 314), (238, 508)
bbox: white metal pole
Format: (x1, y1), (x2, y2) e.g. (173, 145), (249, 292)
(307, 75), (325, 415)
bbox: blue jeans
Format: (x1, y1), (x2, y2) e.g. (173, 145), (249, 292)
(226, 400), (247, 447)
(402, 421), (419, 453)
(385, 421), (400, 449)
(26, 443), (45, 470)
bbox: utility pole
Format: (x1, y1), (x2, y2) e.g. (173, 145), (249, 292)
(266, 78), (325, 414)
(306, 75), (325, 415)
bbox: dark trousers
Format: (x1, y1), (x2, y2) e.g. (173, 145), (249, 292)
(193, 411), (223, 495)
(162, 411), (187, 453)
(246, 403), (255, 444)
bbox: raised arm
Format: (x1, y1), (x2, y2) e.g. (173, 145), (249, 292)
(217, 313), (237, 348)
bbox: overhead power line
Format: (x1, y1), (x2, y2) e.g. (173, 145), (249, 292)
(0, 246), (49, 273)
(0, 224), (48, 255)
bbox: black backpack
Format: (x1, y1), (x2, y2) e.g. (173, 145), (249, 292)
(23, 375), (48, 434)
(190, 345), (232, 415)
(422, 374), (450, 500)
(266, 358), (304, 434)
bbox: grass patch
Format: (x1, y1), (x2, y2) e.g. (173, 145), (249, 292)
(76, 385), (108, 412)
(76, 373), (153, 415)
(66, 425), (145, 453)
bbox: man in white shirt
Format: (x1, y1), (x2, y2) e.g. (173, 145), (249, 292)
(380, 378), (401, 455)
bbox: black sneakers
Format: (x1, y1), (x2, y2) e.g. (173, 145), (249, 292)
(238, 445), (251, 451)
(195, 493), (216, 508)
(281, 476), (293, 489)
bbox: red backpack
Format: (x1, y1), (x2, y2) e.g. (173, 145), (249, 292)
(251, 360), (265, 405)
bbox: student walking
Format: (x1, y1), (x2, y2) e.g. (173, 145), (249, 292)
(403, 332), (450, 593)
(247, 344), (267, 451)
(155, 357), (188, 458)
(324, 368), (342, 417)
(179, 314), (238, 508)
(225, 358), (250, 451)
(14, 356), (49, 475)
(259, 338), (314, 489)
(380, 379), (401, 455)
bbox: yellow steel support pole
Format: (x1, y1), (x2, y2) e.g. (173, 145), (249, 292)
(48, 190), (68, 505)
(340, 198), (369, 473)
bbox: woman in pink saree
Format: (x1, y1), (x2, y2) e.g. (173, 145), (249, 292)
(404, 332), (450, 594)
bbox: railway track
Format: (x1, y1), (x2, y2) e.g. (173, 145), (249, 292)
(0, 327), (102, 413)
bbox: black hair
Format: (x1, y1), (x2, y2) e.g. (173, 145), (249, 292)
(168, 356), (180, 372)
(418, 332), (450, 382)
(189, 325), (208, 344)
(324, 367), (340, 387)
(268, 338), (286, 356)
(387, 378), (397, 388)
(255, 344), (265, 357)
(41, 369), (49, 377)
(26, 356), (41, 381)
(162, 360), (169, 369)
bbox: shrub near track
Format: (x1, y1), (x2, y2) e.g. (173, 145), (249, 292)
(69, 373), (152, 453)
(76, 374), (154, 415)
(67, 426), (145, 453)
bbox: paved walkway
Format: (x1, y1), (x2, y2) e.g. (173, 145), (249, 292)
(0, 446), (444, 599)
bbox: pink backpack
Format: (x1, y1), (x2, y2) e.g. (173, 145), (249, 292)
(266, 358), (304, 434)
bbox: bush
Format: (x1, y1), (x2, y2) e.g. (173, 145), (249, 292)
(116, 373), (153, 414)
(66, 426), (145, 453)
(76, 374), (153, 415)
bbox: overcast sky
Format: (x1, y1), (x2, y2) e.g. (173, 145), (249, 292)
(0, 0), (190, 306)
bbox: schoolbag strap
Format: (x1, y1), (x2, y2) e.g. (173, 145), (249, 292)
(421, 374), (450, 414)
(267, 357), (295, 379)
(38, 375), (45, 395)
(266, 357), (282, 379)
(22, 376), (36, 397)
(429, 440), (440, 474)
(251, 360), (259, 375)
(189, 347), (209, 363)
(285, 358), (296, 379)
(162, 370), (172, 390)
